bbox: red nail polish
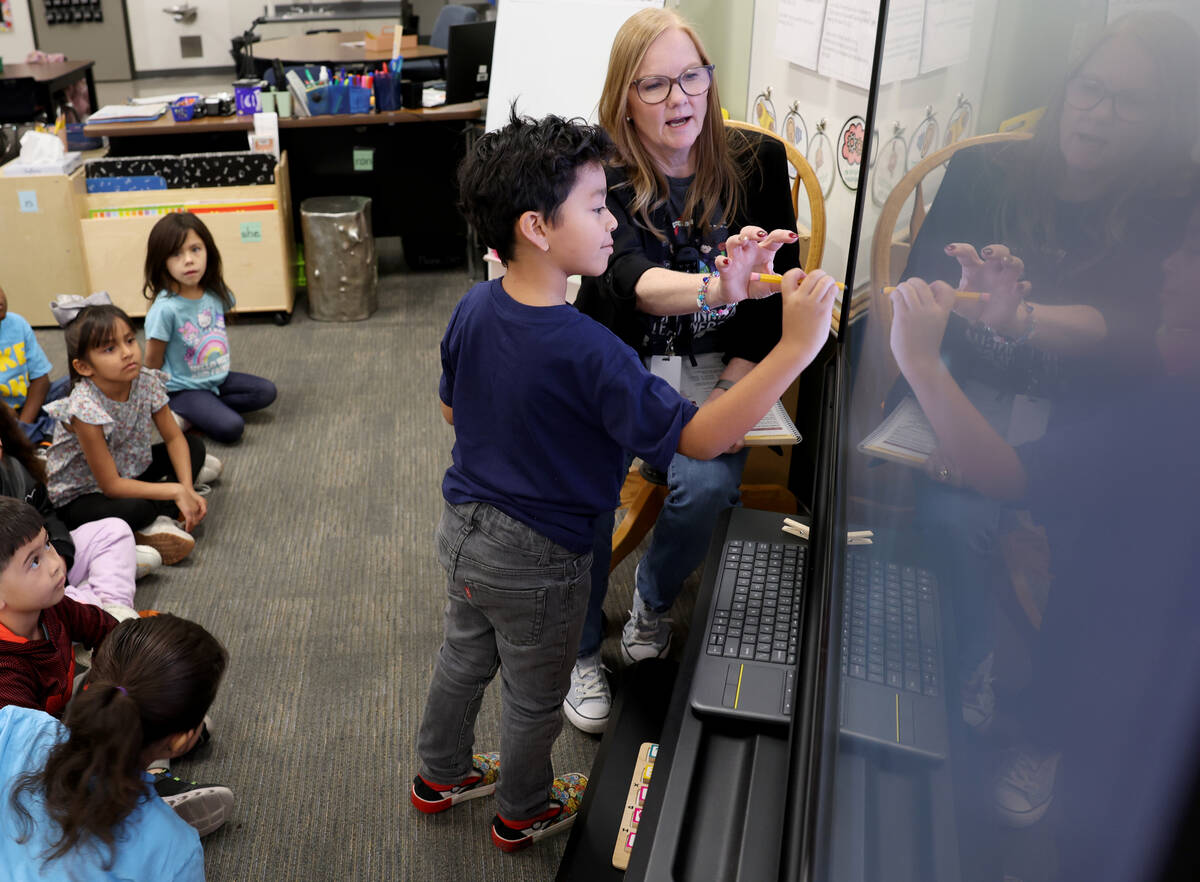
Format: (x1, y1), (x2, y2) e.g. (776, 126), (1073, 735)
(757, 230), (766, 237)
(944, 244), (955, 253)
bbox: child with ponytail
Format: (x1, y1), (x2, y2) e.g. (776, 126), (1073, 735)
(0, 614), (230, 878)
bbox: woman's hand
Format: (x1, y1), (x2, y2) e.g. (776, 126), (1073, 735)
(889, 277), (958, 378)
(714, 226), (801, 304)
(174, 485), (207, 531)
(944, 242), (1032, 335)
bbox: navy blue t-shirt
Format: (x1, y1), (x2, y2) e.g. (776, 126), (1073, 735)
(440, 279), (698, 552)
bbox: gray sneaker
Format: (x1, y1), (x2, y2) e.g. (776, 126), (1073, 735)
(562, 653), (611, 734)
(994, 748), (1061, 828)
(961, 652), (996, 733)
(620, 581), (672, 665)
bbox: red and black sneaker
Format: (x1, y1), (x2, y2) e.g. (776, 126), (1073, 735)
(411, 752), (500, 814)
(490, 772), (587, 852)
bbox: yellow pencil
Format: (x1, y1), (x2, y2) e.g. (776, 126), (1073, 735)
(751, 272), (845, 290)
(883, 285), (983, 301)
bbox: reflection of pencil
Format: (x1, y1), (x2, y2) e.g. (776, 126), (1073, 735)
(752, 272), (846, 290)
(883, 285), (983, 301)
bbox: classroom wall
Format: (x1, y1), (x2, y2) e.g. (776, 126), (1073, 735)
(0, 0), (38, 63)
(675, 0), (752, 121)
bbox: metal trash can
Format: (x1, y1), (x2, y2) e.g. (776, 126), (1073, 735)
(300, 195), (378, 321)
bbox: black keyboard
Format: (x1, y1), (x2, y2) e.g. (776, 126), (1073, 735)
(840, 551), (941, 697)
(705, 540), (805, 666)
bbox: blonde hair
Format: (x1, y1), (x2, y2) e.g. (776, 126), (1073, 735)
(598, 8), (744, 240)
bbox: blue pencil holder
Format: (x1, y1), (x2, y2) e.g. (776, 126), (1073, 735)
(373, 75), (400, 112)
(306, 85), (332, 115)
(349, 85), (372, 115)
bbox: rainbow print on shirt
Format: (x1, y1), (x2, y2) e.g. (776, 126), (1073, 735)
(181, 309), (230, 380)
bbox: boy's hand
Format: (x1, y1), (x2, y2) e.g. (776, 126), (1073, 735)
(944, 242), (1032, 334)
(779, 268), (836, 362)
(889, 278), (957, 377)
(174, 486), (207, 531)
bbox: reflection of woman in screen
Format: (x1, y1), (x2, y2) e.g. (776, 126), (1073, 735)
(891, 10), (1198, 739)
(904, 11), (1198, 400)
(887, 197), (1200, 860)
(569, 8), (801, 734)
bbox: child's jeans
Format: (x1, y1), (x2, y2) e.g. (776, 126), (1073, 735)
(416, 500), (591, 821)
(168, 372), (277, 444)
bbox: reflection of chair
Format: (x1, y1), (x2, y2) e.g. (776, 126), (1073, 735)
(610, 119), (828, 572)
(404, 4), (479, 81)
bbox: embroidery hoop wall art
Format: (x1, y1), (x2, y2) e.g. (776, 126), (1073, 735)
(907, 106), (940, 168)
(872, 122), (908, 207)
(751, 86), (778, 133)
(808, 118), (836, 199)
(943, 94), (974, 147)
(837, 115), (865, 191)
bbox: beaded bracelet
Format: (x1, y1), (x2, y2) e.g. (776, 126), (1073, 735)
(697, 270), (732, 317)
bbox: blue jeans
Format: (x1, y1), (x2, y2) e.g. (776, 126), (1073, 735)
(416, 501), (591, 820)
(577, 449), (748, 659)
(168, 372), (276, 444)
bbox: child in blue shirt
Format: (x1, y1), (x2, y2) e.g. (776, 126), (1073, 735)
(411, 110), (837, 852)
(0, 613), (228, 881)
(142, 213), (277, 444)
(0, 282), (63, 444)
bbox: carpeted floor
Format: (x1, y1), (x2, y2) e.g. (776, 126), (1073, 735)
(30, 241), (701, 881)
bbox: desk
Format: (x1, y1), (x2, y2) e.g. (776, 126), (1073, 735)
(83, 101), (484, 259)
(0, 61), (97, 123)
(252, 30), (446, 65)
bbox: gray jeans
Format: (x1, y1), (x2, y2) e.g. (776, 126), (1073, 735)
(416, 501), (591, 820)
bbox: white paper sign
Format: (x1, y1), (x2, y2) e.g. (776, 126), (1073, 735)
(775, 0), (827, 71)
(920, 0), (975, 74)
(879, 0), (924, 84)
(817, 0), (877, 90)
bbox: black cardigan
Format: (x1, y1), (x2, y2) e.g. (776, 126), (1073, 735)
(575, 130), (800, 365)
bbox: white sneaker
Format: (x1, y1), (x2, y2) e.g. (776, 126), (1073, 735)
(619, 575), (672, 666)
(196, 453), (223, 485)
(133, 516), (195, 566)
(961, 652), (996, 733)
(562, 653), (611, 734)
(994, 748), (1061, 828)
(134, 544), (162, 579)
(194, 483), (212, 498)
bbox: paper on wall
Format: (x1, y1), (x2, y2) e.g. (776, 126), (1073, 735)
(775, 0), (826, 71)
(817, 0), (876, 90)
(879, 0), (924, 84)
(919, 0), (975, 74)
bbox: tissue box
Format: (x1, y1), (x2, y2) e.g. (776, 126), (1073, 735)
(2, 152), (83, 176)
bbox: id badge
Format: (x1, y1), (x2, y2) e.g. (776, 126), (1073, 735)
(648, 355), (683, 392)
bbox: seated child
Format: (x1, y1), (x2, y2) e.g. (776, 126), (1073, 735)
(412, 111), (836, 852)
(142, 212), (277, 444)
(44, 299), (221, 565)
(0, 614), (230, 879)
(1, 402), (161, 603)
(0, 497), (232, 835)
(0, 281), (65, 445)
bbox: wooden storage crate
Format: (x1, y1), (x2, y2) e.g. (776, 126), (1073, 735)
(79, 152), (295, 320)
(0, 165), (91, 327)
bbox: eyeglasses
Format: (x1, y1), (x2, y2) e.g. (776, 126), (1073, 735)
(1065, 75), (1160, 123)
(631, 65), (714, 105)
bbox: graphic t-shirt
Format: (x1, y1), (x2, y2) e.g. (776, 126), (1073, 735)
(144, 290), (232, 393)
(0, 313), (52, 410)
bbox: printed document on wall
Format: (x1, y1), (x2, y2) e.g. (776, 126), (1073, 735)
(920, 0), (975, 74)
(775, 0), (826, 71)
(817, 0), (876, 90)
(879, 0), (924, 84)
(1107, 0), (1200, 33)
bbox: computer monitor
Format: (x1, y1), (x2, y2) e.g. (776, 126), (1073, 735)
(444, 19), (496, 105)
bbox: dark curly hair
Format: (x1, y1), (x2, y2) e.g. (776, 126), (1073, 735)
(457, 107), (616, 264)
